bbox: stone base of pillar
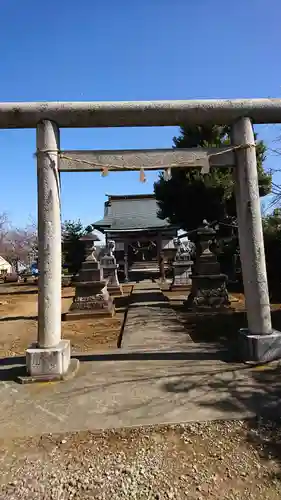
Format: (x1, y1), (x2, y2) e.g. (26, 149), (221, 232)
(238, 328), (281, 363)
(19, 340), (78, 383)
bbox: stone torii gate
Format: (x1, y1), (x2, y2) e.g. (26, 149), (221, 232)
(1, 99), (281, 380)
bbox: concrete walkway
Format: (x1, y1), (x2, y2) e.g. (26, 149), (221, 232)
(0, 352), (281, 439)
(1, 280), (281, 439)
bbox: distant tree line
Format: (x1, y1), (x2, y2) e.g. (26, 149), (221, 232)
(0, 213), (37, 270)
(0, 215), (94, 275)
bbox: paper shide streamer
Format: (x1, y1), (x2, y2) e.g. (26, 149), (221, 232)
(101, 166), (109, 177)
(139, 167), (147, 183)
(164, 167), (172, 181)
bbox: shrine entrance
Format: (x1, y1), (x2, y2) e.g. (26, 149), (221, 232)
(1, 98), (280, 379)
(128, 239), (157, 264)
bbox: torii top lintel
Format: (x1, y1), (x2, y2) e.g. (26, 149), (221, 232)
(1, 98), (281, 128)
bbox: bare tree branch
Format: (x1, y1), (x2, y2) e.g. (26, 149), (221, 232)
(0, 216), (37, 269)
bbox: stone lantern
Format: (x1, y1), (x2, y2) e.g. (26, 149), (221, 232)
(186, 220), (229, 309)
(65, 226), (114, 319)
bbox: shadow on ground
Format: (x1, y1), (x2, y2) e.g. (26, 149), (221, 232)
(0, 315), (38, 322)
(0, 349), (233, 382)
(172, 307), (281, 356)
(0, 288), (38, 296)
(163, 361), (281, 418)
(0, 362), (26, 381)
(129, 288), (170, 308)
(130, 302), (171, 310)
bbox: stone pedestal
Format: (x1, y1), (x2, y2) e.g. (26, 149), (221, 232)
(64, 229), (114, 319)
(170, 259), (193, 291)
(100, 252), (123, 296)
(188, 273), (229, 308)
(186, 222), (229, 310)
(65, 262), (114, 319)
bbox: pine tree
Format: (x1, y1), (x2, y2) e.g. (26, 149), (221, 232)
(154, 125), (271, 231)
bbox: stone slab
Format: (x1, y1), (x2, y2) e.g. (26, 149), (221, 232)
(63, 307), (115, 321)
(17, 358), (79, 384)
(26, 340), (71, 377)
(238, 328), (281, 363)
(108, 285), (123, 296)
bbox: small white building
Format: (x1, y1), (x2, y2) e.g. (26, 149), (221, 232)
(0, 256), (12, 275)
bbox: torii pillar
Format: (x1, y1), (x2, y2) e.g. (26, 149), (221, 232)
(24, 120), (74, 381)
(232, 117), (281, 362)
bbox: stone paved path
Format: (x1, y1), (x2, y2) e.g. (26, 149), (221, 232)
(121, 280), (195, 351)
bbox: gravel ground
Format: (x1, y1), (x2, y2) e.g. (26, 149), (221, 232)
(1, 419), (281, 499)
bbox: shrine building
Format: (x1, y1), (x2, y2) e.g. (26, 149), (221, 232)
(92, 194), (178, 281)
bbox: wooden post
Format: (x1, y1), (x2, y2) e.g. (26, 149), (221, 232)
(157, 233), (165, 282)
(124, 240), (129, 283)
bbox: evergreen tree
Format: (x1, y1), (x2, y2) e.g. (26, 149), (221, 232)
(62, 219), (86, 274)
(154, 125), (271, 231)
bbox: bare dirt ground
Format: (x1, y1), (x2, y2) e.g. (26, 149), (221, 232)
(0, 284), (132, 357)
(1, 419), (281, 499)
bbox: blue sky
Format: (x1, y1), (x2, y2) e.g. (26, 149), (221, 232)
(1, 0), (281, 227)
